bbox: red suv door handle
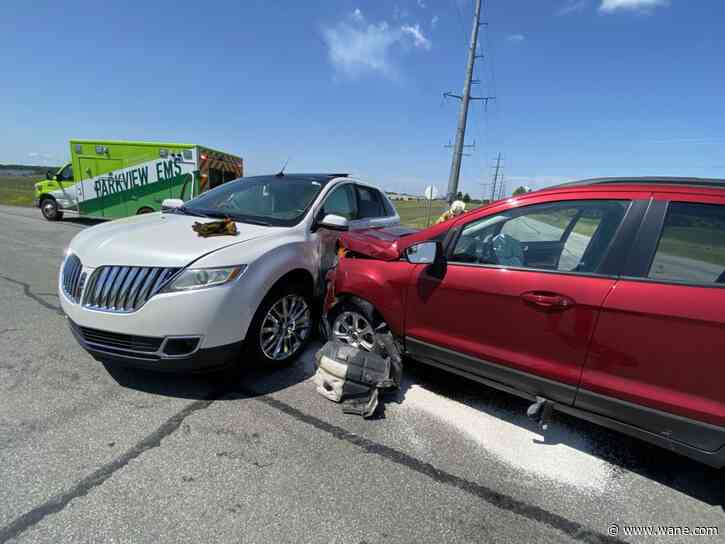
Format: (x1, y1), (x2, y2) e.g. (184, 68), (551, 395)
(521, 291), (575, 311)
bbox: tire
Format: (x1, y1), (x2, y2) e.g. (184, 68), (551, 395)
(328, 298), (383, 352)
(244, 284), (314, 366)
(136, 206), (154, 215)
(40, 198), (63, 221)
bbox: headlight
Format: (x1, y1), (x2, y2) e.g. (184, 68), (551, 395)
(163, 265), (246, 292)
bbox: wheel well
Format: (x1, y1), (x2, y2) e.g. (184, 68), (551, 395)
(39, 194), (56, 204)
(136, 206), (154, 214)
(270, 269), (315, 298)
(333, 294), (385, 324)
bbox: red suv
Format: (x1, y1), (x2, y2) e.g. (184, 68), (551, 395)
(324, 178), (725, 467)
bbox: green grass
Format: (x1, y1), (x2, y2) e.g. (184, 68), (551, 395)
(657, 226), (725, 266)
(0, 176), (36, 206)
(394, 199), (448, 228)
(394, 199), (483, 229)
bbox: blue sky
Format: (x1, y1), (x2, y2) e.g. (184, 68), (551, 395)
(1, 0), (723, 196)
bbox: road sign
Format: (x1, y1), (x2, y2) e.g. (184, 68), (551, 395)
(424, 185), (439, 201)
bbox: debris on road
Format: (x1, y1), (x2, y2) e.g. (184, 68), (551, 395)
(313, 330), (402, 418)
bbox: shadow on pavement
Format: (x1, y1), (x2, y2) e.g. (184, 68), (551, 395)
(63, 217), (105, 228)
(104, 344), (725, 510)
(102, 342), (319, 401)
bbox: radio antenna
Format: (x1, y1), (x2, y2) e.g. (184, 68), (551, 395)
(276, 157), (291, 177)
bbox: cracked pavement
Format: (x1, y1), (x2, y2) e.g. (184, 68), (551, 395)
(0, 204), (723, 543)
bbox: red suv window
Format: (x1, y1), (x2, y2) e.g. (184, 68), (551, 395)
(450, 200), (630, 274)
(648, 202), (725, 284)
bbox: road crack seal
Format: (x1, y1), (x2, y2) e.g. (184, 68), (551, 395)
(0, 275), (63, 316)
(244, 389), (626, 544)
(0, 390), (225, 543)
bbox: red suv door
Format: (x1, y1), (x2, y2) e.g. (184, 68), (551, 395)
(578, 191), (725, 453)
(404, 193), (644, 405)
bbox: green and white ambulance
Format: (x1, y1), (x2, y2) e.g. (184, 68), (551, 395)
(34, 140), (243, 221)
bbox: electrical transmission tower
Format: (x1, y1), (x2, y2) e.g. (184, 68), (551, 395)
(490, 152), (503, 202)
(444, 0), (495, 204)
(497, 170), (506, 200)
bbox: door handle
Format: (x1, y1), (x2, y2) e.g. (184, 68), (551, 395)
(521, 291), (575, 311)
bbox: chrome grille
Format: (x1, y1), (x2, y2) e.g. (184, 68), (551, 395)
(82, 266), (180, 312)
(62, 254), (84, 303)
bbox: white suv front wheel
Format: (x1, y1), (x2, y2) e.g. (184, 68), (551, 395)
(246, 285), (313, 365)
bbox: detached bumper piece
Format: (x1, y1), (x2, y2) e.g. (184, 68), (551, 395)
(313, 333), (402, 418)
(68, 319), (240, 373)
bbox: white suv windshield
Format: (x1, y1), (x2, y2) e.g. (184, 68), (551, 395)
(182, 175), (325, 226)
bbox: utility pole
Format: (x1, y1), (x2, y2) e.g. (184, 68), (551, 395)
(444, 0), (494, 203)
(490, 152), (502, 202)
(497, 170), (506, 200)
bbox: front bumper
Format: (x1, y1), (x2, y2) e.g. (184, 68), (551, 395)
(69, 318), (242, 372)
(59, 268), (256, 349)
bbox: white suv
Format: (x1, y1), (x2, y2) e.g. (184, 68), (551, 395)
(60, 173), (399, 371)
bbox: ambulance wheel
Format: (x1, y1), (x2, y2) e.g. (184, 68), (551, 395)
(245, 284), (314, 367)
(41, 198), (62, 221)
(328, 298), (382, 352)
(136, 207), (154, 215)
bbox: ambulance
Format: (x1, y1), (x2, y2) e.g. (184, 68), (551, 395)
(33, 140), (243, 220)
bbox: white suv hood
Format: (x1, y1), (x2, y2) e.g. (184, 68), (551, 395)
(69, 212), (284, 268)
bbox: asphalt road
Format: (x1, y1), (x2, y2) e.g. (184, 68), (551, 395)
(0, 204), (723, 544)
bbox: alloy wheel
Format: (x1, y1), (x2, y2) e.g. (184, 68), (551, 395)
(331, 311), (376, 351)
(259, 294), (312, 361)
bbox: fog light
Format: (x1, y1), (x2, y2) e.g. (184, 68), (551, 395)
(162, 337), (200, 356)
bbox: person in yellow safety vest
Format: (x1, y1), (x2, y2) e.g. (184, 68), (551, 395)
(435, 200), (466, 224)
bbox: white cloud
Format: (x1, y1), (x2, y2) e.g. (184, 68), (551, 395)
(431, 15), (439, 28)
(417, 0), (427, 8)
(27, 152), (39, 158)
(401, 24), (432, 50)
(556, 0), (589, 15)
(322, 10), (432, 78)
(599, 0), (669, 13)
(506, 34), (526, 43)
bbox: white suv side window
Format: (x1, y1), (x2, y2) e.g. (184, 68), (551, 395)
(321, 185), (357, 220)
(356, 185), (386, 219)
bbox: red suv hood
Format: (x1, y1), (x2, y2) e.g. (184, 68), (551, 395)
(340, 226), (419, 261)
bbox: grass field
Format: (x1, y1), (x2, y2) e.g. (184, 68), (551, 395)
(0, 176), (36, 206)
(394, 199), (451, 228)
(394, 199), (486, 228)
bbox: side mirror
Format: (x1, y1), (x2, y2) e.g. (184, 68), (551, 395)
(318, 214), (349, 231)
(46, 171), (53, 180)
(406, 241), (440, 264)
(161, 198), (184, 212)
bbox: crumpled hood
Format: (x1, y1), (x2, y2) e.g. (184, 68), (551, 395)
(69, 212), (285, 268)
(340, 226), (418, 261)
